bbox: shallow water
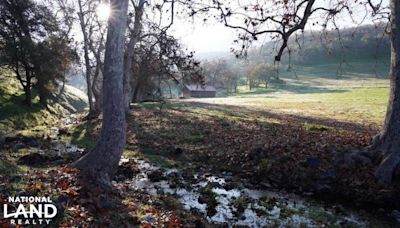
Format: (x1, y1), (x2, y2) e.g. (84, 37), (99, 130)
(124, 157), (369, 227)
(50, 142), (83, 156)
(25, 116), (389, 227)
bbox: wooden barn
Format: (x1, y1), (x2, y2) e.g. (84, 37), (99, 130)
(182, 84), (216, 98)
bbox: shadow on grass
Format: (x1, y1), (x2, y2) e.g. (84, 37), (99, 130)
(70, 119), (100, 150)
(127, 100), (376, 174)
(126, 101), (400, 211)
(282, 60), (390, 79)
(236, 81), (347, 96)
(0, 91), (49, 135)
(0, 95), (42, 121)
(178, 101), (377, 132)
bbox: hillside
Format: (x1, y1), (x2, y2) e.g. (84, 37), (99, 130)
(193, 25), (385, 81)
(248, 24), (390, 74)
(0, 69), (88, 135)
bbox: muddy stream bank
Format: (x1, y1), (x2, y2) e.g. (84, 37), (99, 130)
(115, 156), (395, 227)
(2, 115), (397, 227)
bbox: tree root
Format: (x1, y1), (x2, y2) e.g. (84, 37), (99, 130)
(375, 152), (400, 185)
(73, 152), (114, 192)
(83, 110), (101, 121)
(335, 150), (373, 168)
(335, 144), (400, 185)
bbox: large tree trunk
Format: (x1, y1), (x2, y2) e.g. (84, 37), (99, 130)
(123, 0), (146, 111)
(373, 0), (400, 185)
(74, 0), (129, 187)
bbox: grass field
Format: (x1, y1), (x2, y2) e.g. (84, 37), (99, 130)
(120, 74), (395, 213)
(128, 73), (392, 169)
(184, 75), (390, 125)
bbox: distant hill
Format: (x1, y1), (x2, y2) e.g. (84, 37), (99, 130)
(197, 24), (392, 79)
(249, 24), (390, 66)
(195, 51), (230, 60)
(56, 84), (88, 113)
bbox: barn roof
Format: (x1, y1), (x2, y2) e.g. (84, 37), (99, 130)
(185, 84), (216, 92)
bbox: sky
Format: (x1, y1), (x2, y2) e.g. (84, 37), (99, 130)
(167, 0), (390, 56)
(171, 20), (236, 54)
(84, 0), (390, 57)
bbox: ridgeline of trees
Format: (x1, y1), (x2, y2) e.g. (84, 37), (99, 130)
(200, 24), (391, 93)
(249, 24), (390, 65)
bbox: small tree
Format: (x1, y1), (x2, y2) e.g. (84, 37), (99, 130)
(54, 0), (108, 116)
(0, 0), (73, 106)
(249, 63), (275, 88)
(202, 59), (236, 92)
(123, 0), (146, 110)
(34, 36), (76, 107)
(75, 0), (108, 116)
(131, 32), (201, 102)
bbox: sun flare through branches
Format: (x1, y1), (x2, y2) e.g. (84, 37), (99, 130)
(96, 3), (111, 21)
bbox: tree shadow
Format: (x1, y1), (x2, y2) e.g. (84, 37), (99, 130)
(185, 101), (378, 131)
(126, 101), (400, 212)
(0, 92), (47, 136)
(0, 94), (42, 122)
(127, 100), (376, 174)
(237, 82), (347, 96)
(70, 118), (100, 150)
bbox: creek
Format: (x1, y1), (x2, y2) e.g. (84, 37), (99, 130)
(119, 157), (374, 227)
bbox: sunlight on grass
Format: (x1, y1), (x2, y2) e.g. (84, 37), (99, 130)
(0, 69), (61, 135)
(183, 78), (389, 125)
(71, 128), (96, 149)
